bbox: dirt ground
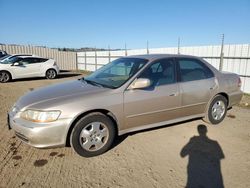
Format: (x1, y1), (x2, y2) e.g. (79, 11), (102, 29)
(0, 73), (250, 188)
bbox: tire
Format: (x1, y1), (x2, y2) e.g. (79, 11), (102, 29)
(46, 69), (57, 79)
(204, 95), (228, 125)
(0, 71), (11, 83)
(70, 113), (116, 157)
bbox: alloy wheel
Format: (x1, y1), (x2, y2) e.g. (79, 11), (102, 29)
(211, 100), (226, 120)
(0, 72), (10, 82)
(79, 122), (109, 151)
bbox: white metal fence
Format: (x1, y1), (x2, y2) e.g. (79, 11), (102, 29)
(0, 44), (77, 70)
(77, 44), (250, 93)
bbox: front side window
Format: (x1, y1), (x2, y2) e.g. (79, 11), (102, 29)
(139, 58), (176, 86)
(178, 58), (214, 82)
(18, 58), (35, 65)
(85, 58), (148, 88)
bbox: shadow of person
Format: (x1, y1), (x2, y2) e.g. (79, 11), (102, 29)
(180, 124), (225, 188)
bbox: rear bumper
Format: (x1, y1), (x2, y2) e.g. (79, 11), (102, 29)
(228, 90), (243, 107)
(8, 112), (71, 148)
(54, 65), (60, 74)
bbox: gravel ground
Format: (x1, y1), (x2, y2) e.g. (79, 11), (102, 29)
(0, 73), (249, 188)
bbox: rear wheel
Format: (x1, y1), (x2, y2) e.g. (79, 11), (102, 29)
(0, 71), (11, 83)
(70, 113), (116, 157)
(46, 69), (57, 79)
(204, 95), (228, 124)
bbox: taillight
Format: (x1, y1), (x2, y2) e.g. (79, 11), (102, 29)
(238, 77), (242, 88)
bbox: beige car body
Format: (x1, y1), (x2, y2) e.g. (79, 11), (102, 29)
(8, 54), (243, 148)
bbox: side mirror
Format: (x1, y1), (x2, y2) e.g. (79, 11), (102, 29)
(12, 62), (19, 66)
(128, 78), (151, 89)
(12, 62), (22, 66)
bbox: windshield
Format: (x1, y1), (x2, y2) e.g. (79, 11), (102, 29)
(1, 56), (21, 64)
(85, 58), (148, 88)
(0, 55), (11, 61)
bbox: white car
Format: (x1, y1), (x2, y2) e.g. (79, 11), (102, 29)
(0, 55), (60, 82)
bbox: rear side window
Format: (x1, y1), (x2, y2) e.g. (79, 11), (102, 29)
(177, 58), (214, 82)
(37, 58), (48, 63)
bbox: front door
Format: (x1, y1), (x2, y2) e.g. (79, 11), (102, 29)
(124, 58), (181, 131)
(12, 57), (40, 78)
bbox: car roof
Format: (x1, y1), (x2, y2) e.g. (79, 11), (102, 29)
(12, 54), (39, 57)
(124, 54), (201, 61)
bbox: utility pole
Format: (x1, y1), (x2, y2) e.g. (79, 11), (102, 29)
(125, 43), (127, 56)
(95, 46), (97, 71)
(147, 41), (149, 54)
(219, 34), (224, 71)
(178, 37), (181, 54)
(108, 45), (111, 63)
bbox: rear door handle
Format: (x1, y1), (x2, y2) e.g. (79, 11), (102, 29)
(210, 85), (217, 90)
(169, 93), (178, 96)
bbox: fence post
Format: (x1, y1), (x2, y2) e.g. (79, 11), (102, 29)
(84, 51), (87, 70)
(75, 52), (78, 71)
(95, 47), (97, 71)
(219, 34), (224, 71)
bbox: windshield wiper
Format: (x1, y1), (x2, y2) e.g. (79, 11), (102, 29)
(80, 77), (116, 89)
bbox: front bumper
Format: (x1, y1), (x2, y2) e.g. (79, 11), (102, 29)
(8, 112), (71, 148)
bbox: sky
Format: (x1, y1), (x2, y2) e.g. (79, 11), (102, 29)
(0, 0), (250, 49)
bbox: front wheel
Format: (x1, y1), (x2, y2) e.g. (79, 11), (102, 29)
(0, 71), (11, 83)
(46, 69), (57, 79)
(205, 95), (228, 124)
(70, 113), (116, 157)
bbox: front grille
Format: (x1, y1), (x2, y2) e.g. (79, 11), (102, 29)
(15, 132), (29, 143)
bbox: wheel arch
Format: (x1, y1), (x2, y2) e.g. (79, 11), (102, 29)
(205, 92), (229, 115)
(45, 68), (57, 75)
(216, 92), (229, 106)
(66, 109), (119, 147)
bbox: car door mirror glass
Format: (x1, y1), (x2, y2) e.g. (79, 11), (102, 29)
(12, 61), (24, 66)
(128, 78), (151, 89)
(13, 62), (20, 66)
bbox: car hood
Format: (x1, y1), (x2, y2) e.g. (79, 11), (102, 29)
(15, 79), (110, 110)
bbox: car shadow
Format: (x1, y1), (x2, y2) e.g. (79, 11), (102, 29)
(180, 124), (225, 188)
(11, 71), (82, 82)
(110, 117), (201, 150)
(126, 117), (201, 136)
(110, 134), (128, 150)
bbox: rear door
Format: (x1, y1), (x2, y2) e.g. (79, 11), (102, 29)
(124, 58), (181, 130)
(176, 58), (217, 117)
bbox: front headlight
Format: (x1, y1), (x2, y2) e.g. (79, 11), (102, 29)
(20, 110), (61, 123)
